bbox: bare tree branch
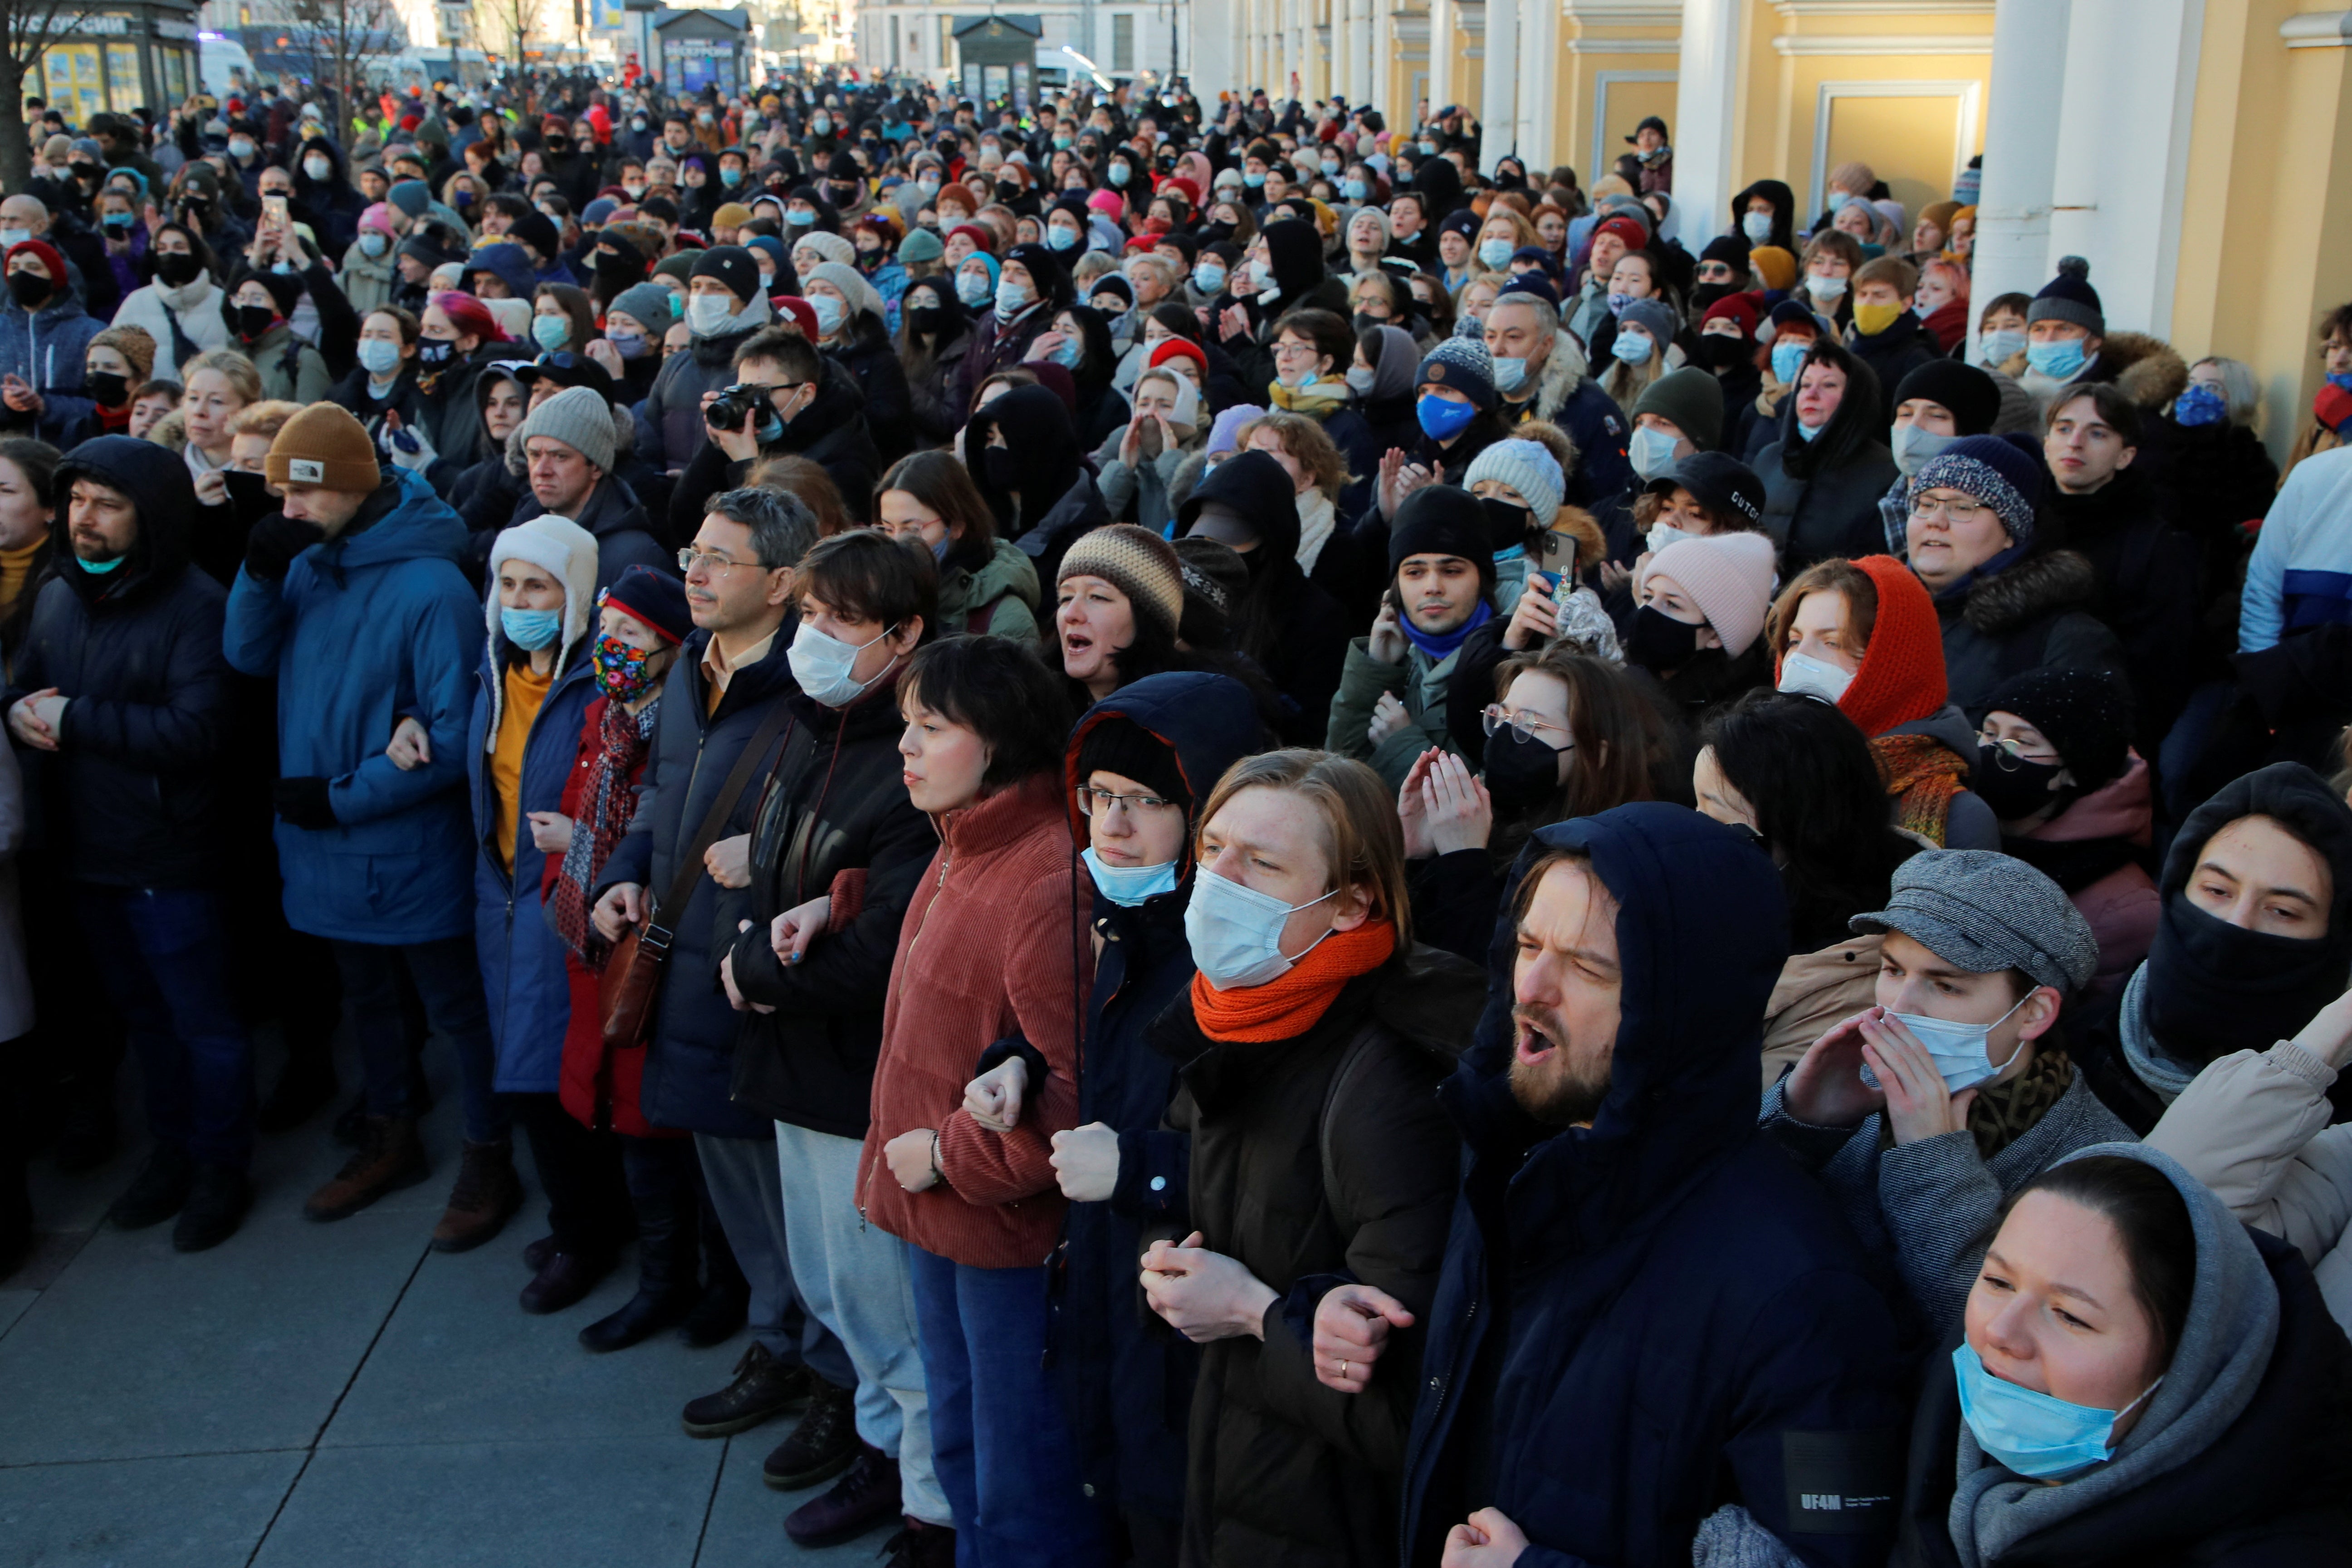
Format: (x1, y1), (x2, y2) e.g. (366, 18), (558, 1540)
(0, 0), (107, 192)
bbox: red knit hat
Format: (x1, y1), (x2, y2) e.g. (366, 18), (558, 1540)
(1593, 215), (1649, 251)
(5, 239), (68, 292)
(772, 294), (819, 341)
(1700, 292), (1760, 344)
(1150, 337), (1209, 376)
(1836, 555), (1949, 739)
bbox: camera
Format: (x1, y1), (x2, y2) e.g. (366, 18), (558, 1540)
(705, 383), (769, 432)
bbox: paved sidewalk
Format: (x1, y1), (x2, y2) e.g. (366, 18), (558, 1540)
(0, 1037), (894, 1568)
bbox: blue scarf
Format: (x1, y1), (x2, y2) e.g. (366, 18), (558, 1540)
(1401, 597), (1493, 664)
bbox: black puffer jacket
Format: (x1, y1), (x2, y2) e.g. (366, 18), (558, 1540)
(1755, 378), (1900, 573)
(826, 317), (914, 462)
(665, 356), (887, 540)
(1150, 942), (1485, 1568)
(1934, 548), (2129, 718)
(715, 683), (934, 1138)
(1, 436), (231, 889)
(2045, 471), (2205, 748)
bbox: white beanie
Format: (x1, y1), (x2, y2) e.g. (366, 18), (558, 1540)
(804, 259), (884, 325)
(1638, 531), (1776, 657)
(1463, 439), (1565, 527)
(486, 513), (601, 677)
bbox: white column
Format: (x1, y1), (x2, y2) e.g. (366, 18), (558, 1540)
(1189, 0), (1232, 96)
(1516, 0), (1558, 169)
(1671, 0), (1740, 244)
(2046, 0), (2204, 338)
(1971, 0), (2073, 349)
(1480, 0), (1519, 171)
(1428, 0), (1454, 118)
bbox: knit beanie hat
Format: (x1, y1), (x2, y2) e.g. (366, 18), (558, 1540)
(1059, 524), (1186, 640)
(1389, 485), (1496, 590)
(1591, 214), (1648, 252)
(1463, 439), (1564, 526)
(1418, 337), (1496, 411)
(1496, 270), (1558, 307)
(897, 225), (944, 265)
(266, 402), (380, 492)
(1629, 366), (1724, 451)
(602, 563), (693, 645)
(2027, 255), (2103, 336)
(609, 280), (677, 332)
(805, 259), (883, 323)
(1151, 336), (1209, 379)
(386, 178), (433, 218)
(655, 252), (699, 286)
(1980, 666), (2134, 792)
(1892, 360), (2001, 436)
(358, 201), (397, 237)
(690, 244), (761, 307)
(1616, 298), (1681, 362)
(487, 513), (600, 655)
(1700, 293), (1759, 343)
(710, 200), (753, 232)
(1747, 245), (1796, 293)
(1833, 555), (1949, 739)
(1910, 433), (2043, 547)
(793, 229), (856, 269)
(1075, 714), (1191, 808)
(516, 385), (616, 474)
(1638, 532), (1774, 656)
(1852, 849), (2099, 995)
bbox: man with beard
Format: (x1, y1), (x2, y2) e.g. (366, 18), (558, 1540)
(1319, 806), (1912, 1568)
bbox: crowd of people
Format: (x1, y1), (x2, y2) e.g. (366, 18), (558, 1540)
(2, 58), (2352, 1568)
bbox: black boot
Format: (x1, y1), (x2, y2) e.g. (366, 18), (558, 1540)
(173, 1165), (252, 1252)
(765, 1377), (861, 1492)
(110, 1144), (194, 1229)
(581, 1167), (698, 1352)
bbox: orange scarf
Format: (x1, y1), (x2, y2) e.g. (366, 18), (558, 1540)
(1872, 733), (1967, 844)
(1189, 919), (1398, 1043)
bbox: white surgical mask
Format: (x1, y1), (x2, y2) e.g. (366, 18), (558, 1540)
(810, 294), (846, 336)
(1183, 866), (1335, 991)
(1645, 521), (1695, 557)
(304, 154), (330, 181)
(1806, 274), (1848, 302)
(1891, 423), (1958, 478)
(1741, 211), (1772, 244)
(1628, 424), (1679, 480)
(1345, 364), (1377, 395)
(786, 621), (897, 708)
(687, 293), (733, 334)
(1777, 650), (1853, 705)
(358, 338), (401, 377)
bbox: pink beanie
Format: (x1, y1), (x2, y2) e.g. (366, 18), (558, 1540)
(1086, 188), (1125, 220)
(360, 202), (397, 236)
(1638, 532), (1777, 657)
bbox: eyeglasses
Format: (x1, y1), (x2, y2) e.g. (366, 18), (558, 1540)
(1076, 785), (1181, 818)
(1482, 705), (1574, 746)
(676, 547), (772, 574)
(1910, 494), (1990, 525)
(1979, 734), (2059, 767)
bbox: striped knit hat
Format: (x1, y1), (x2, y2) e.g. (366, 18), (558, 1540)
(1058, 524), (1186, 640)
(1909, 433), (2043, 547)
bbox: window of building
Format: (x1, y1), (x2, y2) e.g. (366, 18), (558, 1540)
(1111, 11), (1133, 71)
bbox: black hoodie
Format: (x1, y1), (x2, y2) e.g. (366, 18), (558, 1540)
(1730, 178), (1796, 253)
(1, 436), (233, 889)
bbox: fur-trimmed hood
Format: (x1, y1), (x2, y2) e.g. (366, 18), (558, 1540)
(1527, 328), (1593, 423)
(1960, 547), (2100, 635)
(2096, 331), (2189, 411)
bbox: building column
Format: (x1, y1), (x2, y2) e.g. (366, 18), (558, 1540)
(1516, 0), (1559, 169)
(1481, 0), (1519, 171)
(1671, 0), (1741, 247)
(1971, 0), (2073, 350)
(1428, 0), (1455, 119)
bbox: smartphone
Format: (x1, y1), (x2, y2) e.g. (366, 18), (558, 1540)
(263, 193), (288, 228)
(1531, 571), (1561, 596)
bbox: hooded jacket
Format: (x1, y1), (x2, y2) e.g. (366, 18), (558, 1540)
(1400, 806), (1912, 1568)
(1934, 549), (2128, 719)
(1892, 1144), (2352, 1568)
(1054, 673), (1265, 1529)
(968, 383), (1109, 572)
(937, 535), (1042, 640)
(1756, 364), (1902, 573)
(0, 277), (101, 448)
(222, 468), (480, 944)
(112, 269), (231, 383)
(1731, 179), (1796, 252)
(2, 437), (231, 890)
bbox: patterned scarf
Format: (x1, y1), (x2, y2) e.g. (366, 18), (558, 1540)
(1875, 1040), (2075, 1162)
(1268, 376), (1352, 419)
(550, 695), (660, 967)
(1871, 732), (1966, 844)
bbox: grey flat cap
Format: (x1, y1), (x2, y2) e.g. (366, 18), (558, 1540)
(1850, 849), (2098, 996)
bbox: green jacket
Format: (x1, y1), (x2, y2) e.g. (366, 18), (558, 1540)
(1325, 635), (1460, 790)
(939, 536), (1042, 642)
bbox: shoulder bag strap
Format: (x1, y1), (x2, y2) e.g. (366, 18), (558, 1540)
(641, 698), (794, 951)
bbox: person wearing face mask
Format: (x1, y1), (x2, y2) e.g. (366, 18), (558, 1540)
(1795, 230), (1863, 334)
(668, 324), (884, 542)
(802, 259), (914, 462)
(591, 281), (676, 408)
(1728, 177), (1796, 253)
(338, 205), (400, 316)
(1874, 359), (2003, 552)
(1844, 255), (1939, 423)
(1755, 339), (1898, 573)
(54, 324), (152, 449)
(325, 305), (425, 438)
(1892, 1146), (2352, 1568)
(2160, 357), (2276, 590)
(1131, 746), (1482, 1568)
(1767, 554), (2002, 849)
(1765, 849), (2128, 1330)
(637, 245), (773, 475)
(220, 268), (331, 405)
(951, 243), (1071, 414)
(1094, 364), (1203, 535)
(1975, 667), (2156, 1003)
(0, 239), (101, 449)
(1626, 531), (1775, 723)
(289, 134), (364, 257)
(895, 277), (975, 448)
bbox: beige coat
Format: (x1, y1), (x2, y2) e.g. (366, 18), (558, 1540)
(1759, 934), (1882, 1089)
(2145, 1042), (2352, 1332)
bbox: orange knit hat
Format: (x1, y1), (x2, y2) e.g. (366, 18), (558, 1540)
(1837, 555), (1949, 739)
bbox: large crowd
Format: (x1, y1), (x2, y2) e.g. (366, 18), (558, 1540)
(1, 60), (2351, 1568)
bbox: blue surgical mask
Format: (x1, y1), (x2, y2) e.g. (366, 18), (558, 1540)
(1892, 422), (1958, 477)
(1952, 1342), (2162, 1481)
(2329, 371), (2352, 395)
(606, 326), (647, 360)
(501, 606), (563, 650)
(995, 277), (1031, 317)
(79, 552), (126, 574)
(1046, 337), (1082, 369)
(1243, 171), (1265, 188)
(720, 166), (743, 187)
(1826, 190), (1853, 213)
(1491, 356), (1528, 395)
(811, 294), (846, 336)
(1878, 994), (2030, 1093)
(1980, 327), (2026, 365)
(1770, 339), (1809, 384)
(956, 269), (992, 306)
(1796, 416), (1827, 442)
(1477, 237), (1512, 270)
(2171, 385), (2225, 428)
(785, 208), (817, 226)
(2027, 336), (2088, 381)
(1417, 393), (1476, 440)
(1628, 423), (1679, 479)
(1109, 164), (1131, 187)
(358, 230), (389, 258)
(1047, 224), (1081, 252)
(531, 314), (570, 352)
(1082, 845), (1180, 908)
(1343, 179), (1367, 202)
(1193, 262), (1227, 294)
(1183, 865), (1335, 989)
(358, 337), (401, 376)
(1611, 329), (1654, 365)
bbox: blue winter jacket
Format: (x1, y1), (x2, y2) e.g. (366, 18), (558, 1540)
(0, 285), (102, 448)
(223, 468), (480, 944)
(1399, 805), (1913, 1568)
(466, 635), (597, 1093)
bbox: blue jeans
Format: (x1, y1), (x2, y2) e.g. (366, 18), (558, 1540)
(330, 935), (508, 1145)
(907, 1243), (1102, 1568)
(74, 887), (252, 1169)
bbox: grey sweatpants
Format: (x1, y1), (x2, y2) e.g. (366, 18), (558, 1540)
(693, 1129), (853, 1388)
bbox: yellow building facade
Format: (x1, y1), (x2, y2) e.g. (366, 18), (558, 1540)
(1197, 0), (2352, 460)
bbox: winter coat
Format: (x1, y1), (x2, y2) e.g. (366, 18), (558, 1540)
(111, 274), (231, 383)
(337, 236), (397, 316)
(414, 342), (510, 476)
(1757, 419), (1902, 574)
(855, 772), (1093, 1269)
(593, 625), (799, 1140)
(715, 685), (936, 1139)
(2, 437), (230, 890)
(937, 537), (1041, 640)
(1156, 939), (1483, 1568)
(2162, 414), (2275, 582)
(2006, 755), (2160, 1003)
(638, 309), (771, 474)
(221, 468), (479, 944)
(1891, 1147), (2352, 1568)
(1054, 674), (1266, 1528)
(235, 319), (332, 405)
(466, 637), (596, 1095)
(508, 472), (670, 594)
(325, 362), (428, 448)
(2046, 472), (2205, 745)
(1883, 703), (2002, 850)
(1327, 636), (1463, 791)
(0, 284), (102, 448)
(905, 328), (973, 445)
(1093, 422), (1194, 535)
(1847, 310), (1941, 425)
(2241, 443), (2352, 653)
(665, 357), (887, 541)
(823, 323), (914, 461)
(1400, 807), (1912, 1568)
(1933, 549), (2129, 718)
(1760, 935), (1885, 1088)
(952, 300), (1058, 413)
(1498, 332), (1635, 507)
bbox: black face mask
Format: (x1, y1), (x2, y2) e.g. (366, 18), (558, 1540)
(6, 272), (50, 308)
(545, 136), (569, 153)
(1972, 744), (2069, 822)
(995, 179), (1022, 203)
(416, 337), (455, 368)
(830, 182), (860, 205)
(906, 305), (944, 336)
(1693, 334), (1748, 371)
(156, 251), (202, 287)
(1352, 310), (1387, 334)
(1623, 604), (1702, 673)
(592, 247), (644, 282)
(236, 303), (277, 340)
(223, 468), (275, 525)
(1482, 724), (1565, 816)
(983, 445), (1022, 490)
(1692, 281), (1734, 313)
(2144, 895), (2352, 1070)
(86, 370), (129, 408)
(1479, 496), (1532, 552)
